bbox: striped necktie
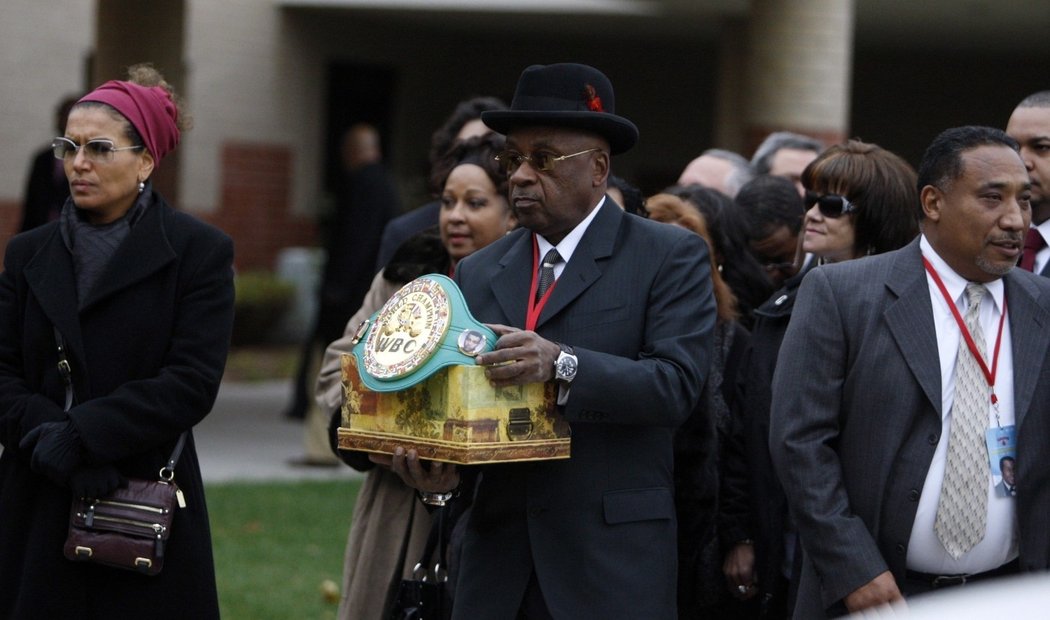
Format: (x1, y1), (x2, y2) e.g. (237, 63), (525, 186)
(536, 248), (562, 300)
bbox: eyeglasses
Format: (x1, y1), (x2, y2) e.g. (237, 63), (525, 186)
(52, 137), (144, 163)
(494, 148), (602, 175)
(761, 260), (797, 273)
(805, 191), (857, 218)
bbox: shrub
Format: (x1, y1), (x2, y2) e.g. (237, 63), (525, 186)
(232, 271), (295, 346)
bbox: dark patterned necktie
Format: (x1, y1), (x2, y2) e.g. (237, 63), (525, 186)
(935, 283), (989, 559)
(1020, 228), (1045, 272)
(536, 249), (562, 300)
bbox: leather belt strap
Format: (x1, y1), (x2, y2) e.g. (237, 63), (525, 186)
(905, 558), (1019, 589)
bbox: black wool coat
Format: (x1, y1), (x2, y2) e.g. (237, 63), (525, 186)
(0, 191), (234, 619)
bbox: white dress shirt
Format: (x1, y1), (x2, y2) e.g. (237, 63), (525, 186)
(535, 196), (606, 403)
(907, 236), (1018, 573)
(535, 195), (606, 280)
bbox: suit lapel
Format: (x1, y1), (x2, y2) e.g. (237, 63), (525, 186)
(490, 230), (533, 327)
(79, 201), (176, 312)
(1004, 271), (1050, 428)
(884, 241), (943, 417)
(535, 202), (620, 329)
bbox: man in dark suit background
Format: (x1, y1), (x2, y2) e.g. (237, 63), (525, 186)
(1007, 91), (1050, 276)
(20, 95), (78, 232)
(286, 124), (399, 463)
(770, 125), (1050, 618)
(378, 63), (716, 618)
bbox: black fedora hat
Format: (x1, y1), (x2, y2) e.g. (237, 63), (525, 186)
(481, 63), (639, 155)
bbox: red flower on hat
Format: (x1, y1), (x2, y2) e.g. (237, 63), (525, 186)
(583, 84), (604, 112)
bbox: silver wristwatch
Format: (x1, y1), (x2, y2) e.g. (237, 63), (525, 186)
(418, 489), (456, 506)
(554, 343), (578, 384)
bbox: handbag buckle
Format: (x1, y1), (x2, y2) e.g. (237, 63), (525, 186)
(74, 545), (93, 558)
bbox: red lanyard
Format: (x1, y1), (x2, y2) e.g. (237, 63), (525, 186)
(525, 235), (558, 331)
(923, 257), (1007, 405)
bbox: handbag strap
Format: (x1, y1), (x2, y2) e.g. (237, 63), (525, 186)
(54, 326), (74, 412)
(52, 326), (187, 481)
(159, 433), (188, 481)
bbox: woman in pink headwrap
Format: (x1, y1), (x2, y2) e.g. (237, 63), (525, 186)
(0, 64), (233, 619)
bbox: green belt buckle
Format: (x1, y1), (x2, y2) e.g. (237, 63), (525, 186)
(350, 274), (497, 392)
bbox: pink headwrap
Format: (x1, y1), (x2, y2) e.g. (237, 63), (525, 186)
(78, 80), (180, 165)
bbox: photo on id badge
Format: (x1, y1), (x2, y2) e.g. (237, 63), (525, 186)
(986, 425), (1017, 498)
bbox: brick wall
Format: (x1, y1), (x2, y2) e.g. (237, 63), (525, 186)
(0, 199), (20, 258)
(202, 142), (317, 272)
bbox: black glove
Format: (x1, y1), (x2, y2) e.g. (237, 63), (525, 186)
(69, 465), (128, 499)
(19, 420), (83, 486)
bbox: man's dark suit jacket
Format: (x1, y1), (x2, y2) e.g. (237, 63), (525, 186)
(770, 238), (1050, 618)
(452, 201), (716, 618)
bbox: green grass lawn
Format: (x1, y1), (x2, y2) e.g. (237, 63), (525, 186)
(208, 479), (362, 620)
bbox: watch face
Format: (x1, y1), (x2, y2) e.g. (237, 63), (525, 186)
(557, 355), (577, 379)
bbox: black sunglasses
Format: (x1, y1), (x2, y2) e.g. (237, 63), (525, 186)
(805, 191), (857, 218)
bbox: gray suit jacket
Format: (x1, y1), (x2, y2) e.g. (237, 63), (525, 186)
(770, 238), (1050, 618)
(451, 202), (716, 619)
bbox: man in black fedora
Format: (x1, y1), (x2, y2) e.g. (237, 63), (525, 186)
(380, 63), (715, 618)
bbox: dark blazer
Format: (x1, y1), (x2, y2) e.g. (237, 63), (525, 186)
(0, 192), (234, 619)
(451, 202), (716, 619)
(769, 239), (1050, 618)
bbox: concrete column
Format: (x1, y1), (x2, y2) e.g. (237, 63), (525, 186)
(743, 0), (855, 151)
(92, 0), (185, 204)
(712, 18), (749, 154)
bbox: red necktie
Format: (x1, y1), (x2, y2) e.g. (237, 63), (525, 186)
(1020, 228), (1046, 272)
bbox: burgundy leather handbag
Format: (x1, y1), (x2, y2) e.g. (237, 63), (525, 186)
(65, 475), (183, 575)
(54, 327), (187, 576)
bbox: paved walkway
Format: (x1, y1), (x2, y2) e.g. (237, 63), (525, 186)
(195, 380), (361, 483)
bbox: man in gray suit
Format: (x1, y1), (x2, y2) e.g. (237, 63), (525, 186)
(1007, 91), (1050, 276)
(770, 125), (1050, 618)
(380, 63), (715, 618)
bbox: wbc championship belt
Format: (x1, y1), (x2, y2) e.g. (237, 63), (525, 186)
(349, 274), (497, 392)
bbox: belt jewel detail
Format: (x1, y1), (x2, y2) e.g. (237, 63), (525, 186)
(352, 275), (497, 392)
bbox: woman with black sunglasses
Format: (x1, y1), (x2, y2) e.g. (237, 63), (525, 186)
(801, 141), (920, 262)
(720, 139), (919, 618)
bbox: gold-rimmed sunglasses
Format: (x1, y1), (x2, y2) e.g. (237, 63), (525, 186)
(494, 147), (601, 175)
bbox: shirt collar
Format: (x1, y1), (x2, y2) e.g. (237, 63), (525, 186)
(1035, 218), (1050, 243)
(535, 195), (606, 264)
(920, 234), (1005, 313)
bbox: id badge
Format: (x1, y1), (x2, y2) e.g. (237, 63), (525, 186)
(986, 425), (1017, 498)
